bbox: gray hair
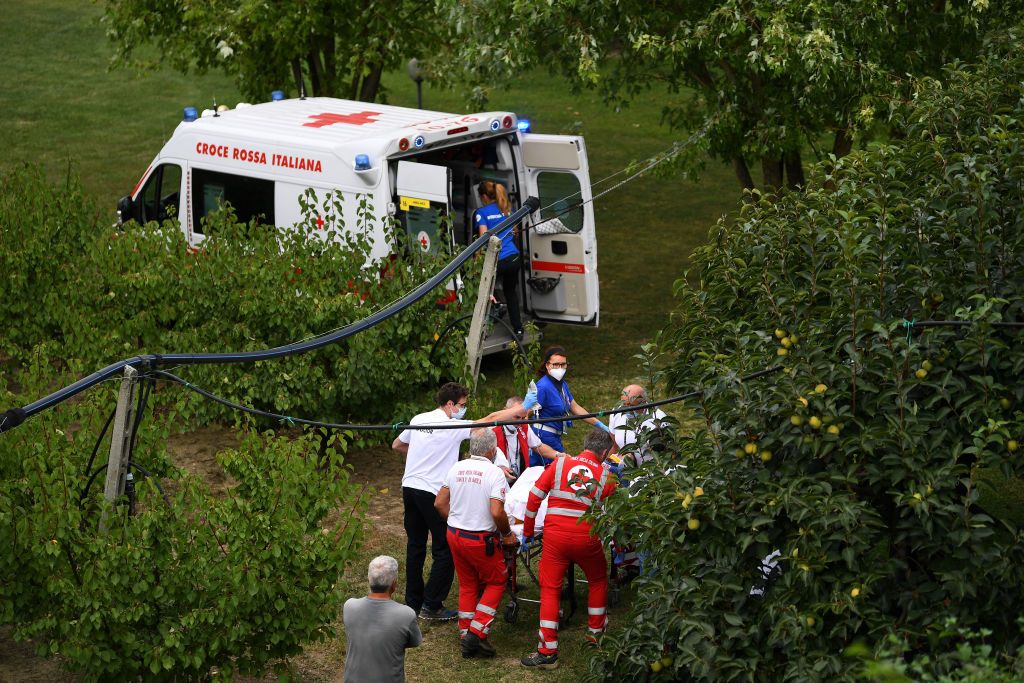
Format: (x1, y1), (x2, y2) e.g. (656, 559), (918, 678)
(583, 427), (615, 459)
(368, 555), (399, 592)
(505, 396), (524, 409)
(469, 428), (497, 458)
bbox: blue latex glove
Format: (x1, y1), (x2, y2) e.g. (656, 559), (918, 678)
(595, 420), (612, 434)
(522, 391), (539, 411)
(522, 535), (533, 549)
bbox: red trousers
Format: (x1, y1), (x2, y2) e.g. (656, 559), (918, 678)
(447, 528), (508, 639)
(536, 528), (609, 655)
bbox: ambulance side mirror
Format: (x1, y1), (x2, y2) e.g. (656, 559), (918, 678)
(117, 195), (136, 225)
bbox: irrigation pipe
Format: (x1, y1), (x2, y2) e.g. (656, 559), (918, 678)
(0, 198), (540, 434)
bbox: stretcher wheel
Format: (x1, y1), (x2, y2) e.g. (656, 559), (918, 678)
(504, 601), (519, 624)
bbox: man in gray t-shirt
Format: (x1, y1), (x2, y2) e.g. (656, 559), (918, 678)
(344, 555), (422, 682)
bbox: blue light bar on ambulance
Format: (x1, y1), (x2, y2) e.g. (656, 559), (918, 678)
(183, 106), (198, 122)
(354, 154), (371, 171)
(413, 135), (426, 148)
(271, 90), (285, 101)
(517, 119), (532, 133)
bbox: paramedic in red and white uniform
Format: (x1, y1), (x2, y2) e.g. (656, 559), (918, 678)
(492, 396), (565, 482)
(520, 427), (618, 670)
(433, 429), (518, 659)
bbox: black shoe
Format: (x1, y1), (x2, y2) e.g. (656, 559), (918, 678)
(477, 637), (497, 658)
(521, 651), (559, 669)
(419, 605), (458, 621)
(461, 632), (482, 658)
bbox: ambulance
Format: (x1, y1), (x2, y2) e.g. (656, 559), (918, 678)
(117, 93), (600, 352)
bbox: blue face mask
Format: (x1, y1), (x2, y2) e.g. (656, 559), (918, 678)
(451, 405), (467, 420)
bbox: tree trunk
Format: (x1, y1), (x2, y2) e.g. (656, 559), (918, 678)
(291, 59), (307, 99)
(832, 128), (853, 158)
(784, 150), (805, 190)
(322, 36), (337, 97)
(732, 156), (755, 192)
(761, 157), (784, 192)
(358, 62), (383, 102)
(307, 51), (323, 96)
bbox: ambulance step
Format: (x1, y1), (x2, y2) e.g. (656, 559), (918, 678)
(478, 326), (543, 356)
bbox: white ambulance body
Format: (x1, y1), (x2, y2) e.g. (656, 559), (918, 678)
(118, 96), (599, 348)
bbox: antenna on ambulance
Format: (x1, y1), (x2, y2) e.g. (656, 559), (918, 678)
(300, 81), (306, 100)
(212, 97), (219, 117)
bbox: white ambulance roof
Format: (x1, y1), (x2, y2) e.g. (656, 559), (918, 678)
(174, 97), (515, 156)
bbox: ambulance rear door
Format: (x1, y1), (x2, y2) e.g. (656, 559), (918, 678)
(522, 135), (599, 326)
(394, 160), (452, 257)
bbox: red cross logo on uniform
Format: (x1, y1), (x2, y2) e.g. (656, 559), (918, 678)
(303, 111), (381, 128)
(316, 214), (325, 230)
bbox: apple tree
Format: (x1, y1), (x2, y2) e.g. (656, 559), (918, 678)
(441, 0), (1021, 192)
(589, 31), (1024, 681)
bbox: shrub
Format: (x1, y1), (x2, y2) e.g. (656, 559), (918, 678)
(589, 34), (1024, 682)
(0, 178), (477, 428)
(0, 370), (366, 680)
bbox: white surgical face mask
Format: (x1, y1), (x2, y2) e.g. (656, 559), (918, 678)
(548, 367), (566, 381)
(451, 405), (467, 419)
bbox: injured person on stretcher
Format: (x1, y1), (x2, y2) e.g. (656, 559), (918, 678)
(503, 465), (549, 537)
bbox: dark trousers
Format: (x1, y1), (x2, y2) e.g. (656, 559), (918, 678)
(402, 486), (454, 612)
(497, 256), (522, 332)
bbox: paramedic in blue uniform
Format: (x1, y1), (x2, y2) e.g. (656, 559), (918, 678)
(531, 346), (612, 466)
(474, 180), (523, 336)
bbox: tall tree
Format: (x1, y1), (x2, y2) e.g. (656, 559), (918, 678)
(104, 0), (444, 102)
(439, 0), (1016, 192)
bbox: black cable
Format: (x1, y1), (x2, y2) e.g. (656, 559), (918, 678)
(128, 461), (170, 506)
(148, 365), (784, 432)
(0, 198), (541, 433)
(78, 463), (108, 507)
(82, 406), (117, 482)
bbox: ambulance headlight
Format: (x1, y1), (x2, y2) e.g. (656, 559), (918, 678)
(517, 118), (531, 133)
(271, 90), (285, 101)
(354, 154), (371, 171)
(413, 135), (425, 148)
(489, 119), (501, 132)
(183, 106), (198, 122)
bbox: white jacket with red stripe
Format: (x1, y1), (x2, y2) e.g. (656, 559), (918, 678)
(523, 451), (616, 537)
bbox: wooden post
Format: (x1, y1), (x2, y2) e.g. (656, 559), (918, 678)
(101, 366), (138, 531)
(466, 237), (502, 389)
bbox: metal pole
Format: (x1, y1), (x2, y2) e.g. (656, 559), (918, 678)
(101, 366), (138, 531)
(466, 237), (502, 388)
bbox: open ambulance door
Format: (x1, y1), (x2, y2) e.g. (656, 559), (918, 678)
(522, 135), (600, 326)
(395, 159), (461, 303)
(395, 160), (452, 257)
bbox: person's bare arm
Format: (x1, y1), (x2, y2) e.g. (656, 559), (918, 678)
(490, 499), (516, 546)
(570, 399), (600, 426)
(434, 486), (451, 519)
(392, 435), (409, 454)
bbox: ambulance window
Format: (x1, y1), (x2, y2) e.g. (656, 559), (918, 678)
(192, 168), (275, 234)
(536, 172), (583, 233)
(139, 164), (182, 223)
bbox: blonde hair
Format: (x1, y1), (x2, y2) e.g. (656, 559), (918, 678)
(478, 180), (510, 216)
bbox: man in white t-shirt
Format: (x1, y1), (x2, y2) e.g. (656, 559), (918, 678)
(434, 429), (518, 658)
(391, 382), (535, 621)
(608, 384), (669, 466)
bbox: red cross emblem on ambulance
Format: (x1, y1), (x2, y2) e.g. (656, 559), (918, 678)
(303, 111), (381, 128)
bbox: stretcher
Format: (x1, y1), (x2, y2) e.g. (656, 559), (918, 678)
(502, 531), (629, 624)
